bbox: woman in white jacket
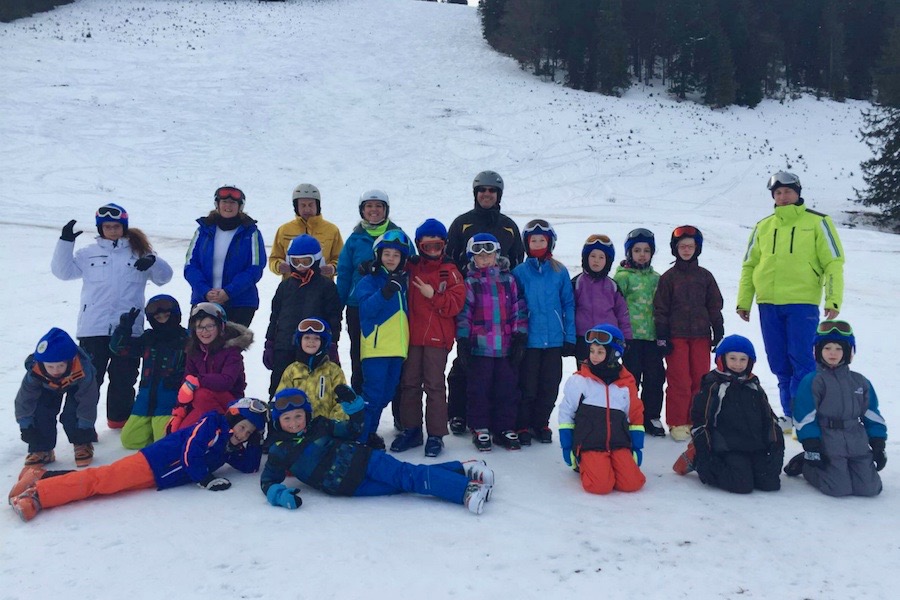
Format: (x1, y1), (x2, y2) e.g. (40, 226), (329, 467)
(51, 203), (173, 429)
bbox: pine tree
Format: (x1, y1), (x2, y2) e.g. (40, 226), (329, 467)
(594, 0), (630, 95)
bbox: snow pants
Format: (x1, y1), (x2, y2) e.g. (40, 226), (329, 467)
(80, 336), (140, 425)
(578, 449), (645, 494)
(446, 355), (467, 423)
(664, 337), (710, 427)
(803, 454), (882, 497)
(346, 306), (364, 393)
(361, 356), (404, 439)
(758, 303), (818, 417)
(466, 356), (518, 433)
(353, 452), (469, 505)
(398, 345), (450, 436)
(622, 339), (665, 423)
(268, 348), (296, 399)
(35, 452), (156, 509)
(517, 347), (562, 432)
(28, 389), (97, 452)
(120, 415), (171, 450)
(696, 449), (783, 494)
(175, 388), (236, 432)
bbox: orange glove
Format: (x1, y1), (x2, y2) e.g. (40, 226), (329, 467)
(177, 375), (200, 404)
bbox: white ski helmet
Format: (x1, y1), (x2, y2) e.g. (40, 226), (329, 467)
(358, 189), (390, 220)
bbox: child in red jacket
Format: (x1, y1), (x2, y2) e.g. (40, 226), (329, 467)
(393, 219), (466, 458)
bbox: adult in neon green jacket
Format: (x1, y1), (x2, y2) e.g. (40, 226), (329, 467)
(736, 172), (844, 423)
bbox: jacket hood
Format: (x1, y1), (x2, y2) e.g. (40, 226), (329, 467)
(223, 322), (254, 351)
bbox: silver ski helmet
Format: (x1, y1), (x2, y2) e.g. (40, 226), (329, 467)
(292, 183), (321, 216)
(359, 189), (389, 221)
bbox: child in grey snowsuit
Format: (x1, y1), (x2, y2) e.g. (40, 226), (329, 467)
(786, 321), (887, 497)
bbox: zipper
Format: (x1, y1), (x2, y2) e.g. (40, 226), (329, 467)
(771, 229), (777, 253)
(789, 227), (795, 253)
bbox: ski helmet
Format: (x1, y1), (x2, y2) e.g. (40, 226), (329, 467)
(225, 397), (268, 432)
(767, 171), (802, 198)
(466, 233), (501, 260)
(286, 234), (324, 272)
(358, 189), (390, 221)
(623, 228), (655, 258)
(584, 324), (626, 364)
(145, 294), (182, 330)
(292, 183), (321, 216)
(190, 302), (227, 331)
(472, 170), (504, 203)
(814, 320), (856, 365)
(95, 203), (128, 236)
(270, 388), (313, 431)
(292, 317), (333, 355)
(670, 225), (703, 259)
(373, 229), (410, 270)
(582, 234), (615, 277)
(714, 335), (756, 374)
(214, 186), (245, 206)
(523, 219), (557, 256)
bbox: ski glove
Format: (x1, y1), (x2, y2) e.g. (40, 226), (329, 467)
(870, 438), (887, 471)
(801, 438), (828, 469)
(60, 219), (83, 242)
(119, 307), (140, 331)
(262, 340), (274, 370)
(559, 428), (575, 469)
(381, 280), (402, 299)
(336, 384), (364, 415)
(656, 339), (673, 356)
(561, 342), (577, 358)
(456, 338), (471, 368)
(133, 255), (156, 272)
(710, 326), (724, 352)
(267, 484), (302, 510)
(630, 429), (645, 466)
(177, 375), (200, 404)
(197, 474), (231, 491)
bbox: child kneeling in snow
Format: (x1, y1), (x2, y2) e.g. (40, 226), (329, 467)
(785, 321), (887, 497)
(260, 386), (494, 515)
(9, 398), (266, 522)
(558, 324), (646, 494)
(673, 335), (784, 493)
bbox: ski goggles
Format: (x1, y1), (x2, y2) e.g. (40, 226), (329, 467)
(584, 328), (615, 345)
(271, 392), (312, 413)
(672, 225), (698, 238)
(626, 228), (653, 241)
(584, 234), (613, 247)
(191, 302), (226, 321)
(379, 230), (407, 244)
(475, 186), (498, 194)
(214, 186), (245, 203)
(767, 172), (801, 191)
(418, 240), (445, 255)
(231, 397), (268, 414)
(297, 318), (327, 335)
(524, 219), (554, 236)
(469, 240), (500, 255)
(816, 320), (854, 337)
(288, 255), (317, 269)
(146, 298), (175, 316)
(96, 205), (127, 220)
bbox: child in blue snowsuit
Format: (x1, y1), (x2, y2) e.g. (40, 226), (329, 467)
(260, 387), (493, 515)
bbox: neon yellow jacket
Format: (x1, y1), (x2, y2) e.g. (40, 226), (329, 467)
(268, 215), (344, 279)
(737, 202), (844, 311)
(276, 359), (348, 421)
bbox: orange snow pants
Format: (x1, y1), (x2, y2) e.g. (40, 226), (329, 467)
(36, 452), (156, 509)
(579, 448), (646, 495)
(664, 337), (711, 427)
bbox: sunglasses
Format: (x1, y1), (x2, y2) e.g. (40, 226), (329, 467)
(767, 172), (800, 190)
(672, 225), (698, 238)
(419, 240), (445, 255)
(231, 397), (268, 414)
(96, 206), (127, 220)
(297, 318), (327, 334)
(146, 299), (175, 316)
(288, 255), (316, 269)
(816, 320), (853, 336)
(215, 187), (245, 202)
(475, 186), (498, 194)
(627, 228), (653, 240)
(585, 329), (614, 345)
(271, 394), (312, 412)
(470, 240), (500, 255)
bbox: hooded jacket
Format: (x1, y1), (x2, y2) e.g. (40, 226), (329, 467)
(14, 348), (99, 429)
(185, 322), (254, 399)
(613, 263), (659, 341)
(353, 266), (410, 360)
(572, 271), (633, 339)
(513, 257), (576, 348)
(653, 258), (724, 340)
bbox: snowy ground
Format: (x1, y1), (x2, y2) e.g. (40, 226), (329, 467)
(1, 1), (899, 598)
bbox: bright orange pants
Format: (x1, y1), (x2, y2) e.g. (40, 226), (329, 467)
(579, 448), (646, 495)
(36, 452), (156, 509)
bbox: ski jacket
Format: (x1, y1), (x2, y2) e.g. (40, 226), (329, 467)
(51, 237), (173, 338)
(613, 263), (659, 341)
(14, 349), (99, 429)
(336, 221), (413, 307)
(184, 322), (253, 399)
(406, 255), (466, 350)
(445, 205), (525, 274)
(184, 214), (266, 309)
(690, 369), (782, 455)
(572, 271), (632, 340)
(268, 214), (344, 279)
(737, 201), (844, 311)
(260, 406), (371, 497)
(140, 411), (262, 490)
(456, 257), (528, 357)
(265, 270), (342, 351)
(110, 323), (188, 417)
(558, 362), (642, 453)
(276, 357), (349, 422)
(353, 266), (410, 359)
(512, 258), (576, 349)
(653, 259), (724, 340)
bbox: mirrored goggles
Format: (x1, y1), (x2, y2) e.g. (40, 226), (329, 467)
(191, 302), (225, 320)
(626, 228), (653, 240)
(288, 255), (316, 269)
(584, 329), (614, 345)
(470, 240), (500, 255)
(767, 172), (800, 191)
(816, 320), (854, 337)
(672, 225), (698, 238)
(272, 394), (311, 412)
(418, 240), (445, 255)
(585, 234), (613, 246)
(96, 205), (126, 220)
(215, 186), (245, 202)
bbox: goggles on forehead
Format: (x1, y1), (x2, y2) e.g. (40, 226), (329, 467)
(672, 225), (698, 238)
(191, 302), (225, 321)
(584, 329), (614, 345)
(626, 228), (653, 240)
(767, 172), (801, 191)
(288, 255), (317, 269)
(816, 320), (853, 336)
(96, 205), (126, 220)
(232, 397), (268, 414)
(297, 318), (327, 334)
(215, 186), (245, 202)
(470, 240), (500, 255)
(585, 234), (613, 246)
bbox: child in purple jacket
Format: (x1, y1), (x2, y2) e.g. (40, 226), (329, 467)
(572, 234), (632, 362)
(456, 234), (528, 452)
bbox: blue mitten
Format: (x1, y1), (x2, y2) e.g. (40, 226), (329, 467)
(266, 484), (302, 510)
(559, 428), (575, 468)
(630, 428), (645, 466)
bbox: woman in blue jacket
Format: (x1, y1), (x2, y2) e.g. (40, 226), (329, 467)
(184, 186), (266, 327)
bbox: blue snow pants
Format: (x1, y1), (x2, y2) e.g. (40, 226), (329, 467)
(353, 452), (468, 504)
(758, 303), (818, 417)
(361, 356), (404, 439)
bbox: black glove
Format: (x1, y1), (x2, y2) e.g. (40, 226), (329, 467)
(870, 438), (887, 471)
(456, 338), (471, 368)
(711, 326), (724, 352)
(119, 307), (140, 330)
(357, 260), (373, 275)
(801, 438), (828, 469)
(335, 384), (357, 404)
(509, 332), (527, 367)
(61, 219), (83, 242)
(247, 430), (264, 448)
(656, 339), (673, 357)
(197, 474), (232, 491)
(20, 427), (39, 445)
(381, 278), (403, 299)
(134, 255), (156, 272)
(561, 342), (577, 357)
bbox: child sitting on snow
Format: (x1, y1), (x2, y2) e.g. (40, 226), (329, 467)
(784, 320), (887, 497)
(558, 324), (645, 494)
(260, 386), (494, 515)
(672, 335), (784, 494)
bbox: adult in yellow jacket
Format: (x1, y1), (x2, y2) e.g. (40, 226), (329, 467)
(268, 184), (344, 279)
(736, 172), (844, 425)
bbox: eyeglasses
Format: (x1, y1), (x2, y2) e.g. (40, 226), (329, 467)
(96, 205), (127, 220)
(584, 328), (614, 345)
(288, 255), (316, 269)
(146, 298), (175, 316)
(627, 228), (654, 240)
(469, 240), (500, 255)
(215, 186), (245, 202)
(297, 318), (327, 334)
(195, 324), (218, 333)
(419, 240), (445, 255)
(475, 186), (498, 194)
(767, 172), (801, 191)
(672, 225), (698, 238)
(231, 397), (268, 414)
(816, 320), (854, 336)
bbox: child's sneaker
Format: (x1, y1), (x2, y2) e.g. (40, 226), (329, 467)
(424, 435), (444, 458)
(463, 482), (488, 515)
(534, 427), (553, 444)
(9, 467), (46, 504)
(516, 429), (532, 446)
(390, 428), (423, 453)
(449, 417), (467, 436)
(472, 429), (492, 452)
(776, 416), (793, 435)
(74, 443), (94, 468)
(494, 430), (521, 451)
(670, 425), (691, 442)
(673, 441), (697, 475)
(10, 486), (42, 522)
(24, 450), (55, 467)
(645, 419), (667, 437)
